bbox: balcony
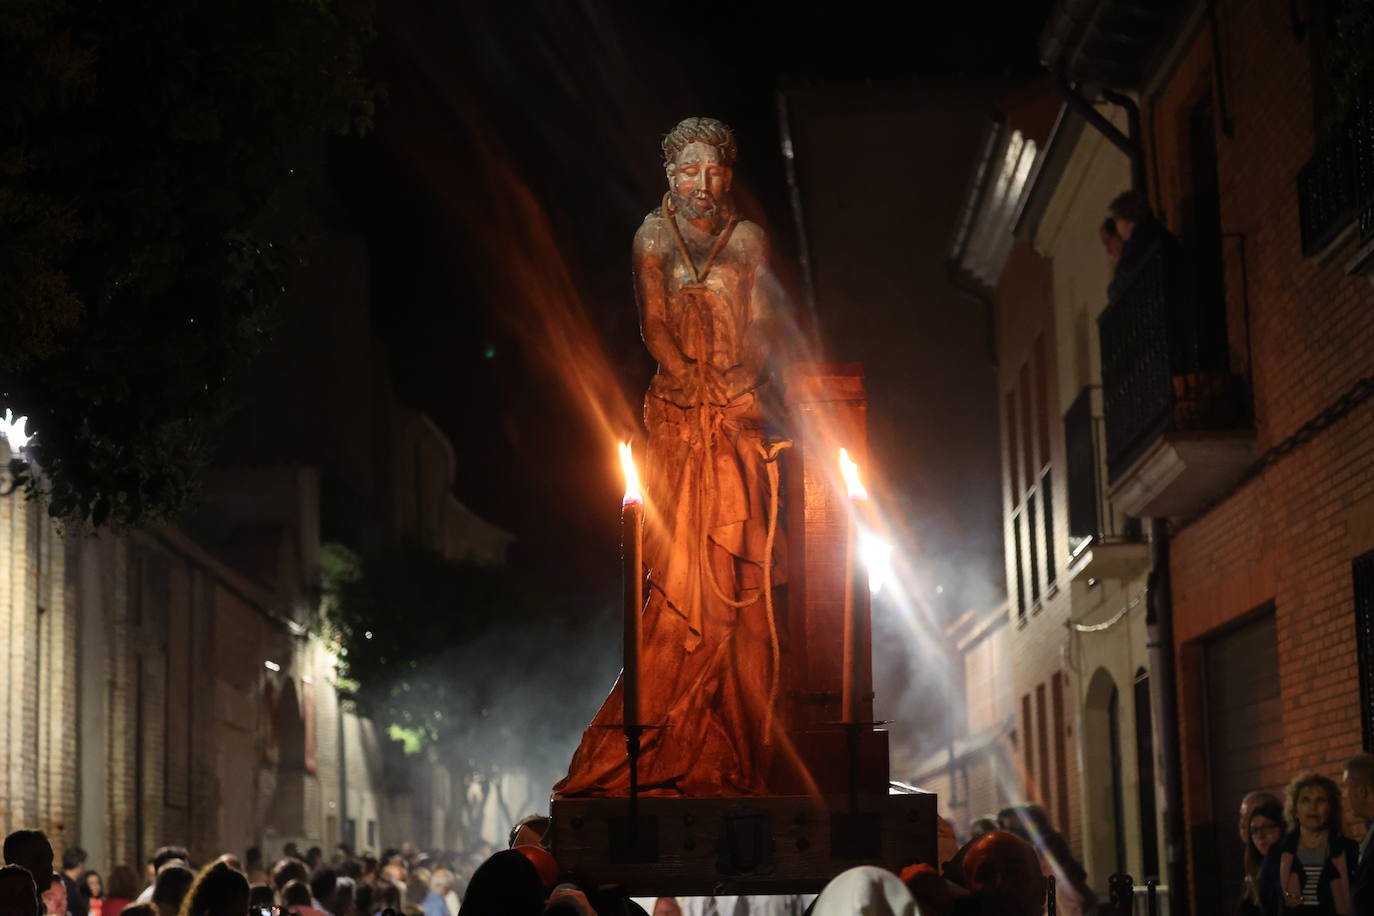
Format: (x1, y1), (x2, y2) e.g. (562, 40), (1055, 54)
(1064, 387), (1149, 583)
(1299, 85), (1374, 258)
(1097, 242), (1253, 519)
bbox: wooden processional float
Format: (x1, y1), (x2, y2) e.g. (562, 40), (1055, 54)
(548, 364), (938, 897)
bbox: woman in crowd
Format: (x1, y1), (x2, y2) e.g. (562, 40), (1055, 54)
(104, 867), (141, 916)
(83, 873), (104, 904)
(178, 862), (249, 916)
(1238, 799), (1284, 915)
(1262, 772), (1359, 914)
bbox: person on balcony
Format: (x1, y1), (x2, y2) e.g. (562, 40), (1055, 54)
(1099, 217), (1124, 264)
(1107, 190), (1174, 301)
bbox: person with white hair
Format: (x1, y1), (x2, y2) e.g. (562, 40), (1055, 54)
(811, 866), (916, 916)
(417, 871), (449, 916)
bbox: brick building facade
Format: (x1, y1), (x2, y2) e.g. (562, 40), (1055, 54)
(1026, 1), (1374, 913)
(0, 406), (513, 876)
(1141, 6), (1374, 913)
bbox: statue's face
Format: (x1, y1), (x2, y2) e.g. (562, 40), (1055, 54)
(667, 140), (731, 219)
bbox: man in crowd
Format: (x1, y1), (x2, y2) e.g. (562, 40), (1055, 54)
(1344, 754), (1374, 915)
(59, 849), (87, 916)
(269, 860), (308, 899)
(2, 832), (53, 912)
(149, 866), (191, 916)
(307, 868), (334, 916)
(40, 874), (65, 916)
(507, 816), (549, 851)
(134, 850), (187, 905)
(960, 831), (1047, 916)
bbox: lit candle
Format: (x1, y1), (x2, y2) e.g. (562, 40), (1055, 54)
(838, 448), (868, 725)
(619, 442), (645, 730)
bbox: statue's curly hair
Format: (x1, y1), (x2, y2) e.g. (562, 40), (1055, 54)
(662, 117), (738, 166)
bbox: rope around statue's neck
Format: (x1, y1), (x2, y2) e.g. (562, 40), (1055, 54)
(662, 191), (785, 747)
(662, 192), (738, 285)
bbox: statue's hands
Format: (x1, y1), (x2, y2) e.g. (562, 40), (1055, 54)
(707, 366), (752, 404)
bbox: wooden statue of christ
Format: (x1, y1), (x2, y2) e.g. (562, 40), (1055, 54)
(555, 117), (784, 797)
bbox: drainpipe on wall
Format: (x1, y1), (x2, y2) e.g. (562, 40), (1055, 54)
(1052, 70), (1147, 195)
(1146, 517), (1189, 914)
(338, 686), (348, 849)
(1056, 61), (1191, 910)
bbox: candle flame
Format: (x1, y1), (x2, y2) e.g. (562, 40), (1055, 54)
(838, 448), (868, 501)
(861, 533), (894, 595)
(619, 441), (643, 506)
(1, 409), (33, 453)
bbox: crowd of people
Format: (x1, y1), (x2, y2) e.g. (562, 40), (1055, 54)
(0, 756), (1370, 916)
(1229, 755), (1374, 916)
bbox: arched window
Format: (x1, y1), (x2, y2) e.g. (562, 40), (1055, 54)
(1085, 667), (1126, 875)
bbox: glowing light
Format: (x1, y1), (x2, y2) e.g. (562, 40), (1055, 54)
(1, 410), (33, 453)
(263, 660), (281, 672)
(862, 533), (894, 595)
(364, 630), (373, 640)
(619, 441), (643, 506)
(838, 448), (868, 501)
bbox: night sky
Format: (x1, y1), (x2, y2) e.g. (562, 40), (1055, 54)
(333, 0), (1051, 612)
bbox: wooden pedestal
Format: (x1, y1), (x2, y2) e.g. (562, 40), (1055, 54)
(548, 785), (937, 897)
(546, 363), (938, 895)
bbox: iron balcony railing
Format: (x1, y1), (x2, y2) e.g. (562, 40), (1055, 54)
(1298, 86), (1374, 255)
(1065, 387), (1142, 557)
(1097, 242), (1248, 483)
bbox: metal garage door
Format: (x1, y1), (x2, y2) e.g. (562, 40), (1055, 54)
(1196, 609), (1282, 915)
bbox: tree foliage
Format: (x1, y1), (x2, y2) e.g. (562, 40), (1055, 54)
(322, 541), (536, 751)
(0, 0), (376, 527)
(321, 541), (618, 788)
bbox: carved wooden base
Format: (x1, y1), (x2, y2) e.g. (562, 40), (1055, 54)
(547, 788), (937, 897)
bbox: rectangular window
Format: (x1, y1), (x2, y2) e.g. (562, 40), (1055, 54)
(1035, 334), (1051, 467)
(304, 679), (318, 773)
(1355, 551), (1374, 750)
(1042, 470), (1056, 586)
(164, 564), (191, 808)
(1022, 693), (1035, 785)
(1020, 363), (1034, 493)
(1028, 495), (1041, 605)
(1005, 391), (1018, 500)
(1052, 671), (1071, 831)
(129, 548), (144, 627)
(1036, 683), (1051, 808)
(1064, 388), (1098, 549)
(1013, 513), (1026, 618)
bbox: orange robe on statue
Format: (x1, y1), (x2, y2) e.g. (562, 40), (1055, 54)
(555, 204), (783, 797)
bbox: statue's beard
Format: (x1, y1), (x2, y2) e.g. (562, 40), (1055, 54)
(673, 190), (728, 221)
